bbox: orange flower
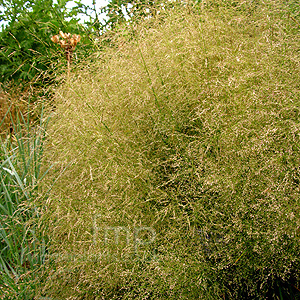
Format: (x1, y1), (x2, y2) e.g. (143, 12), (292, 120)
(51, 31), (81, 56)
(73, 34), (81, 43)
(59, 39), (67, 48)
(59, 31), (67, 39)
(51, 35), (60, 44)
(69, 38), (76, 47)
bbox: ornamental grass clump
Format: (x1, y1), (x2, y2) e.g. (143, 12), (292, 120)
(40, 1), (300, 299)
(0, 106), (49, 299)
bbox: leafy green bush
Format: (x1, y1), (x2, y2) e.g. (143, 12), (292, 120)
(0, 0), (96, 87)
(40, 1), (300, 299)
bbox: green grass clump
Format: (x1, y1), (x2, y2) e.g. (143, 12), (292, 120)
(0, 108), (49, 299)
(40, 1), (300, 299)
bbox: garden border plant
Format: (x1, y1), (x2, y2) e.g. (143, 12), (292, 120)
(38, 1), (300, 299)
(0, 101), (51, 300)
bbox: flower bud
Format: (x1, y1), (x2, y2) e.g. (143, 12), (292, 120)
(59, 31), (66, 39)
(69, 38), (76, 47)
(59, 39), (67, 48)
(51, 35), (60, 44)
(73, 34), (81, 43)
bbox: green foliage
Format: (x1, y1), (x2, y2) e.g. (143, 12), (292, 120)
(99, 0), (163, 30)
(0, 0), (93, 86)
(40, 1), (300, 299)
(0, 0), (173, 88)
(0, 106), (49, 299)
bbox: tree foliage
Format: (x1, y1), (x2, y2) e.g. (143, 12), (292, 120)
(0, 0), (91, 86)
(100, 0), (170, 30)
(0, 0), (176, 87)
